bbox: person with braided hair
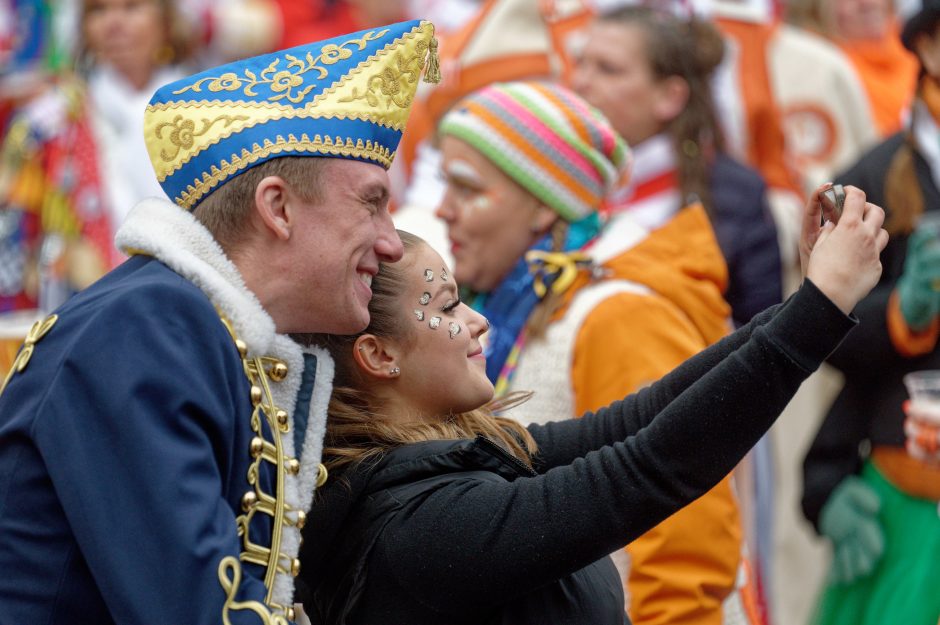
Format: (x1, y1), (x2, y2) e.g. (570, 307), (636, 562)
(571, 6), (786, 620)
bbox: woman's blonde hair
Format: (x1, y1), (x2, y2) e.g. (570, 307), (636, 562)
(293, 231), (538, 476)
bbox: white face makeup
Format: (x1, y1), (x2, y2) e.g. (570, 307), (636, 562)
(437, 136), (551, 293)
(443, 159), (494, 219)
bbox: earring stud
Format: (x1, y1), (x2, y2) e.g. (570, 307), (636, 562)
(390, 366), (401, 376)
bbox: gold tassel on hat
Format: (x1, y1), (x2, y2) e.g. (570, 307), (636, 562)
(424, 36), (442, 84)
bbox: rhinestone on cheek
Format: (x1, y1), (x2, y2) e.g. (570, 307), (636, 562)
(414, 309), (425, 321)
(429, 316), (441, 329)
(419, 292), (431, 305)
(424, 269), (434, 282)
(448, 322), (461, 339)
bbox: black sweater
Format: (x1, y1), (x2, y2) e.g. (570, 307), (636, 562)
(298, 281), (856, 624)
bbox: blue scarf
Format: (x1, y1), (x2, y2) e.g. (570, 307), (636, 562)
(471, 213), (601, 385)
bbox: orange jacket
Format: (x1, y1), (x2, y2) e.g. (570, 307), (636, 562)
(570, 206), (740, 625)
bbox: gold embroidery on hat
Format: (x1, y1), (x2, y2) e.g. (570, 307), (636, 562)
(176, 133), (392, 209)
(313, 23), (434, 130)
(172, 29), (389, 104)
(156, 114), (250, 162)
(146, 23), (436, 187)
(145, 99), (405, 182)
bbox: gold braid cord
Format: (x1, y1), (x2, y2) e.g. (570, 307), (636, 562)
(217, 316), (325, 624)
(0, 314), (58, 397)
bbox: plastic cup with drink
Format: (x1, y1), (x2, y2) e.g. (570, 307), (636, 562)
(902, 370), (940, 462)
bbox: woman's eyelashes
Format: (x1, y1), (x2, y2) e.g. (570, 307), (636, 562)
(441, 298), (461, 314)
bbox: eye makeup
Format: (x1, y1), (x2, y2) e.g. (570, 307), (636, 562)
(445, 159), (484, 188)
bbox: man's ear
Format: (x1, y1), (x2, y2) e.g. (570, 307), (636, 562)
(254, 176), (292, 241)
(652, 75), (690, 124)
(353, 334), (401, 380)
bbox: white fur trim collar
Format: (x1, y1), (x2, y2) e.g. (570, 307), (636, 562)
(116, 197), (333, 609)
(116, 198), (276, 355)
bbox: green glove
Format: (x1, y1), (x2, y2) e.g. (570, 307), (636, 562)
(819, 476), (884, 585)
(897, 225), (940, 331)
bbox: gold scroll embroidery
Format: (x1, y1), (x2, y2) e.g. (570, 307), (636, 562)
(0, 314), (57, 397)
(156, 114), (250, 162)
(173, 30), (388, 104)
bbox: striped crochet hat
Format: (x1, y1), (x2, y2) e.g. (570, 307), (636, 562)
(438, 81), (631, 222)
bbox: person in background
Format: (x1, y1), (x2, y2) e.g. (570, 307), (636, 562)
(432, 79), (749, 625)
(0, 20), (437, 624)
(574, 5), (781, 329)
(0, 0), (193, 312)
(295, 180), (886, 623)
(572, 7), (784, 618)
(787, 0), (918, 138)
(801, 3), (940, 624)
(392, 0), (594, 259)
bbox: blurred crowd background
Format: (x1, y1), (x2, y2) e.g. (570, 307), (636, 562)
(0, 1), (934, 624)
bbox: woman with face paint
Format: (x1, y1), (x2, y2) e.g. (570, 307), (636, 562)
(292, 190), (885, 623)
(431, 81), (754, 623)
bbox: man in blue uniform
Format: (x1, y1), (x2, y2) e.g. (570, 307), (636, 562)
(0, 19), (439, 625)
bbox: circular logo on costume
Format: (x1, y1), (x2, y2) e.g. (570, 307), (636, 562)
(781, 104), (837, 165)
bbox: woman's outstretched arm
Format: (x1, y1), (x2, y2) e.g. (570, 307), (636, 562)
(375, 186), (887, 615)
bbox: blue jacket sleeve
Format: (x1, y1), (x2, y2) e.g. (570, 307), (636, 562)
(31, 287), (273, 624)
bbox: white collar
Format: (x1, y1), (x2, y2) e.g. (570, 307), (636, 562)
(115, 198), (277, 355)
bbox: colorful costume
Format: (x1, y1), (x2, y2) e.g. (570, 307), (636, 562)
(508, 205), (760, 625)
(0, 20), (438, 624)
(802, 87), (940, 625)
(438, 82), (754, 625)
(767, 24), (878, 195)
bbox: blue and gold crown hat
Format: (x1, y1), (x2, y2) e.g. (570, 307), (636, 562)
(145, 19), (441, 210)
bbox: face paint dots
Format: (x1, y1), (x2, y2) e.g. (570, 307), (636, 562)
(448, 322), (461, 339)
(419, 292), (431, 306)
(424, 269), (434, 282)
(429, 316), (441, 330)
(414, 309), (425, 321)
(466, 195), (491, 216)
